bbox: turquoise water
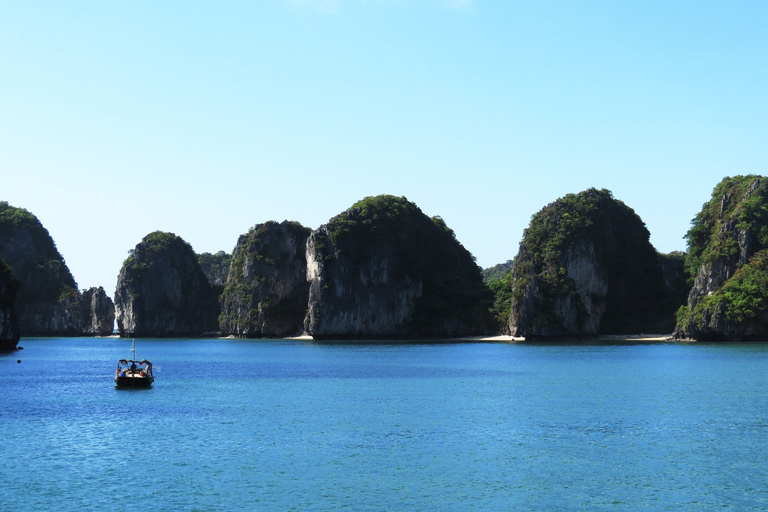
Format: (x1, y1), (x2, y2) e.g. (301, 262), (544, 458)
(2, 338), (768, 511)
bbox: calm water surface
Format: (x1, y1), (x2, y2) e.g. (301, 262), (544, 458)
(2, 338), (768, 511)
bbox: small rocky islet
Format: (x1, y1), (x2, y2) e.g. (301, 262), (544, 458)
(3, 175), (768, 348)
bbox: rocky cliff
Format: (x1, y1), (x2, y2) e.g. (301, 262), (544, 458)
(0, 259), (21, 350)
(219, 221), (311, 337)
(675, 175), (768, 340)
(509, 188), (681, 338)
(0, 201), (114, 335)
(115, 231), (220, 337)
(305, 195), (493, 339)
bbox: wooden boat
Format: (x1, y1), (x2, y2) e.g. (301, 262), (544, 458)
(115, 340), (154, 388)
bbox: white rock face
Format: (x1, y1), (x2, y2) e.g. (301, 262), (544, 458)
(564, 240), (609, 333)
(114, 291), (136, 334)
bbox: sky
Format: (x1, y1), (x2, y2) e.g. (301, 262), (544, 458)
(1, 0), (766, 293)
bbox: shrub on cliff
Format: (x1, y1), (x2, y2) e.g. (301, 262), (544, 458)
(306, 195), (493, 338)
(510, 188), (678, 337)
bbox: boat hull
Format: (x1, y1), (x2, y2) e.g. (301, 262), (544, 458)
(115, 375), (153, 388)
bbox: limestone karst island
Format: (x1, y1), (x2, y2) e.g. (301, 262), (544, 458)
(3, 175), (768, 350)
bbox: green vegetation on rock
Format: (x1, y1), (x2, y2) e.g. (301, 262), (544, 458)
(675, 175), (768, 339)
(482, 260), (514, 283)
(677, 250), (768, 331)
(487, 272), (514, 334)
(0, 257), (21, 348)
(0, 258), (19, 307)
(684, 175), (768, 280)
(703, 250), (768, 322)
(483, 261), (514, 334)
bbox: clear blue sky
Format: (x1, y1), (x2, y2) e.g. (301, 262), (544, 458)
(2, 0), (766, 292)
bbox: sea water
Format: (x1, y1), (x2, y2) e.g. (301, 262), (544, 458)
(1, 338), (768, 511)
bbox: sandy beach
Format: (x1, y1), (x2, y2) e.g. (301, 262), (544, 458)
(286, 334), (676, 343)
(460, 334), (674, 343)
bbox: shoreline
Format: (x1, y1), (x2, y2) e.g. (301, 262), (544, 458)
(17, 333), (693, 344)
(18, 334), (768, 344)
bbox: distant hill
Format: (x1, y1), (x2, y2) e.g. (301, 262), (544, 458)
(197, 250), (231, 287)
(483, 260), (514, 283)
(483, 260), (515, 335)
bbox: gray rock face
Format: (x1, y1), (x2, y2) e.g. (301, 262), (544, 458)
(219, 221), (311, 337)
(79, 287), (115, 336)
(686, 302), (768, 341)
(686, 217), (748, 313)
(511, 239), (608, 337)
(0, 259), (20, 350)
(115, 232), (220, 337)
(304, 227), (424, 338)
